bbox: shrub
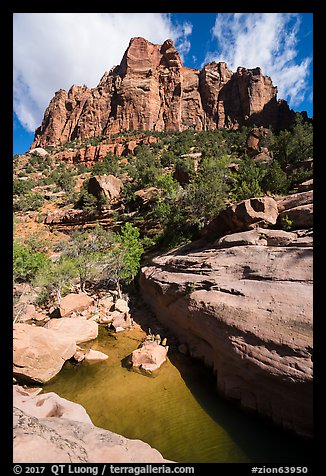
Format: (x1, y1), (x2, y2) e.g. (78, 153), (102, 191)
(13, 242), (50, 282)
(13, 193), (45, 212)
(33, 255), (78, 304)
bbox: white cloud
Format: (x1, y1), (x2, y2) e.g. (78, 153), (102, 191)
(204, 13), (312, 108)
(13, 13), (192, 132)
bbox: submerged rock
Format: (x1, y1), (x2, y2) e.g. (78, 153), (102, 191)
(84, 349), (109, 363)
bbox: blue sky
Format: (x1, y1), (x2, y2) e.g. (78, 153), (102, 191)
(13, 13), (313, 155)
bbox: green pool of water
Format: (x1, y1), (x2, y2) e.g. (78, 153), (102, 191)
(43, 325), (312, 463)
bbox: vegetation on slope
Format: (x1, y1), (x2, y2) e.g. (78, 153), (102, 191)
(13, 114), (313, 307)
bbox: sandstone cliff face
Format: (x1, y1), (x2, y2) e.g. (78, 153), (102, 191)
(32, 37), (294, 148)
(139, 194), (313, 438)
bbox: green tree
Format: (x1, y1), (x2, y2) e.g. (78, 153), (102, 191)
(183, 155), (230, 228)
(231, 157), (265, 201)
(271, 113), (313, 167)
(119, 223), (144, 284)
(48, 164), (77, 192)
(13, 193), (45, 212)
(261, 160), (289, 195)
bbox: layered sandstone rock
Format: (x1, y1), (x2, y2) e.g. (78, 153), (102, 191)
(139, 220), (313, 437)
(138, 192), (313, 437)
(31, 37), (294, 149)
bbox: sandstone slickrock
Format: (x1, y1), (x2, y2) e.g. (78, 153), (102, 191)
(31, 37), (294, 149)
(13, 323), (76, 384)
(139, 223), (313, 437)
(59, 293), (94, 317)
(14, 386), (93, 424)
(13, 393), (171, 463)
(45, 317), (98, 344)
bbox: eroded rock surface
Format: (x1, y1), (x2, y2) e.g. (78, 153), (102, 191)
(13, 391), (171, 463)
(140, 224), (313, 437)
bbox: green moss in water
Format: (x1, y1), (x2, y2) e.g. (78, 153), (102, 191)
(43, 326), (312, 463)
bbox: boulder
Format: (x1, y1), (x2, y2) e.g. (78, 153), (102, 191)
(114, 298), (129, 314)
(13, 323), (76, 384)
(45, 318), (98, 344)
(134, 187), (160, 205)
(15, 303), (37, 322)
(98, 295), (114, 311)
(87, 175), (122, 201)
(275, 190), (313, 213)
(110, 311), (132, 331)
(278, 204), (313, 229)
(298, 179), (313, 192)
(204, 196), (279, 238)
(29, 147), (48, 157)
(59, 293), (94, 318)
(129, 341), (168, 373)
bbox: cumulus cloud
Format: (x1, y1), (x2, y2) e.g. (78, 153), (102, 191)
(13, 13), (193, 132)
(204, 13), (312, 108)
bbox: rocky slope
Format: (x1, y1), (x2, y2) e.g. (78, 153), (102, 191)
(31, 37), (294, 148)
(139, 192), (313, 438)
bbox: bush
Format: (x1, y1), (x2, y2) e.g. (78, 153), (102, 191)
(13, 193), (45, 212)
(271, 113), (313, 167)
(47, 164), (77, 192)
(90, 153), (120, 176)
(182, 155), (230, 228)
(14, 242), (50, 282)
(13, 178), (35, 196)
(119, 223), (144, 283)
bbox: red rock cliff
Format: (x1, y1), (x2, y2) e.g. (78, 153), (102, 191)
(31, 37), (294, 148)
